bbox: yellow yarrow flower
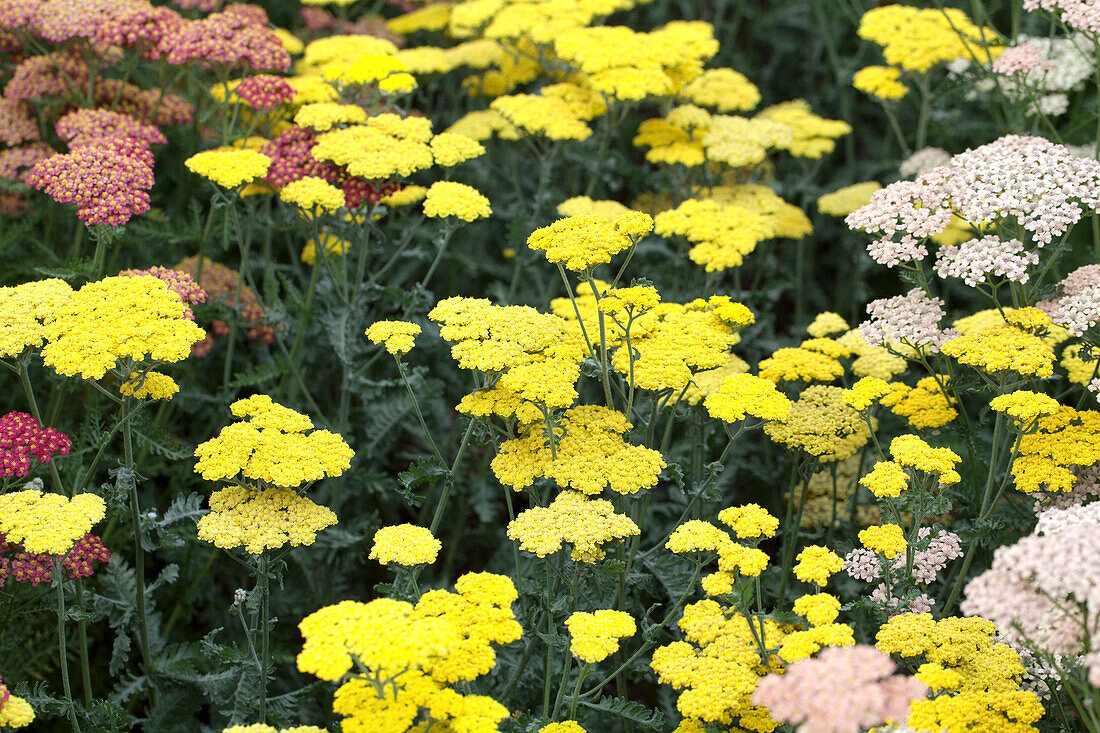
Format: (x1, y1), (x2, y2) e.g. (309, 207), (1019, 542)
(0, 278), (73, 358)
(853, 66), (908, 100)
(565, 609), (636, 663)
(793, 545), (844, 586)
(506, 490), (639, 563)
(293, 102), (367, 132)
(807, 311), (850, 337)
(365, 320), (421, 356)
(380, 185), (428, 208)
(194, 395), (354, 488)
(422, 181), (492, 221)
(758, 347), (844, 384)
(528, 213), (650, 271)
(197, 486), (337, 555)
(119, 371), (179, 401)
(704, 373), (792, 423)
(369, 524), (441, 566)
(989, 390), (1061, 427)
(861, 460), (909, 498)
(717, 503), (779, 539)
(844, 375), (892, 411)
(0, 490), (106, 555)
(540, 723), (586, 733)
(40, 276), (205, 380)
(793, 592), (841, 626)
(429, 132), (486, 167)
(185, 149), (272, 189)
(0, 690), (34, 728)
(279, 176), (346, 213)
(890, 434), (961, 484)
(859, 523), (907, 559)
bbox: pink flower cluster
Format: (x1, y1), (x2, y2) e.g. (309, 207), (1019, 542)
(56, 108), (167, 149)
(860, 288), (957, 353)
(4, 51), (89, 102)
(963, 501), (1100, 657)
(0, 411), (72, 478)
(28, 0), (182, 52)
(118, 266), (207, 319)
(0, 98), (38, 146)
(235, 74), (295, 111)
(846, 528), (962, 614)
(0, 531), (110, 586)
(933, 236), (1038, 286)
(1024, 0), (1100, 33)
(753, 645), (928, 733)
(159, 10), (290, 72)
(29, 137), (155, 225)
(1038, 264), (1100, 336)
(850, 136), (1100, 264)
(992, 43), (1054, 75)
(261, 125), (402, 208)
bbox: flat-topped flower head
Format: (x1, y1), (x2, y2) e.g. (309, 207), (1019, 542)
(717, 504), (779, 540)
(704, 373), (792, 423)
(565, 609), (636, 663)
(793, 545), (844, 586)
(859, 524), (907, 559)
(194, 395), (353, 488)
(0, 278), (73, 358)
(197, 486), (337, 555)
(40, 275), (205, 380)
(0, 677), (34, 728)
(234, 74), (295, 110)
(507, 489), (639, 562)
(279, 175), (345, 213)
(185, 148), (272, 189)
(0, 411), (72, 478)
(365, 320), (421, 356)
(990, 390), (1062, 427)
(889, 434), (961, 484)
(527, 213), (642, 271)
(369, 524), (441, 566)
(29, 138), (155, 225)
(0, 489), (105, 555)
(423, 181), (491, 221)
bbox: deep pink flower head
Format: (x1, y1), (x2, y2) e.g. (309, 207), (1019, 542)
(158, 10), (290, 72)
(118, 266), (206, 319)
(0, 412), (72, 477)
(753, 645), (928, 733)
(0, 98), (38, 147)
(56, 108), (167, 150)
(63, 533), (110, 578)
(235, 74), (295, 111)
(29, 137), (154, 226)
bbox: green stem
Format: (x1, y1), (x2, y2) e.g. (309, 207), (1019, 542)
(568, 664), (589, 720)
(123, 396), (153, 679)
(55, 559), (82, 733)
(74, 579), (93, 705)
(258, 553), (270, 722)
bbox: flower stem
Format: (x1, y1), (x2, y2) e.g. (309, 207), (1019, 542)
(55, 559), (83, 733)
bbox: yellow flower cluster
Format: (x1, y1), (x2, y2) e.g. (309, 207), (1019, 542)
(119, 371), (180, 401)
(0, 278), (73, 358)
(489, 93), (593, 141)
(0, 687), (34, 728)
(817, 181), (882, 216)
(844, 375), (892, 411)
(890, 434), (961, 484)
(651, 598), (784, 730)
(492, 406), (665, 495)
(876, 614), (1043, 732)
(297, 573), (520, 731)
(859, 523), (907, 559)
(858, 5), (1000, 73)
(703, 374), (791, 423)
(807, 312), (850, 338)
(506, 489), (639, 562)
(852, 65), (908, 100)
(1010, 406), (1100, 493)
(539, 723), (585, 733)
(40, 276), (205, 380)
(422, 181), (492, 221)
(759, 346), (844, 384)
(527, 212), (652, 271)
(194, 395), (354, 488)
(185, 149), (272, 189)
(365, 320), (421, 356)
(680, 67), (760, 112)
(792, 592), (841, 626)
(196, 486), (337, 554)
(764, 385), (871, 462)
(311, 114), (446, 180)
(221, 726), (325, 733)
(941, 319), (1055, 379)
(777, 621), (855, 663)
(322, 52), (416, 93)
(989, 390), (1061, 427)
(666, 509), (774, 593)
(792, 545), (844, 586)
(0, 489), (106, 555)
(301, 233), (350, 265)
(369, 524), (441, 566)
(717, 503), (780, 540)
(381, 185), (428, 208)
(674, 354), (751, 406)
(881, 376), (958, 429)
(278, 176), (346, 213)
(860, 460), (909, 499)
(293, 102), (367, 131)
(565, 609), (636, 663)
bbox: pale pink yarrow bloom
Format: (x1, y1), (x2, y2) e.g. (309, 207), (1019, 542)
(752, 645), (928, 733)
(860, 288), (956, 354)
(934, 237), (1038, 286)
(1038, 264), (1100, 336)
(992, 43), (1053, 75)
